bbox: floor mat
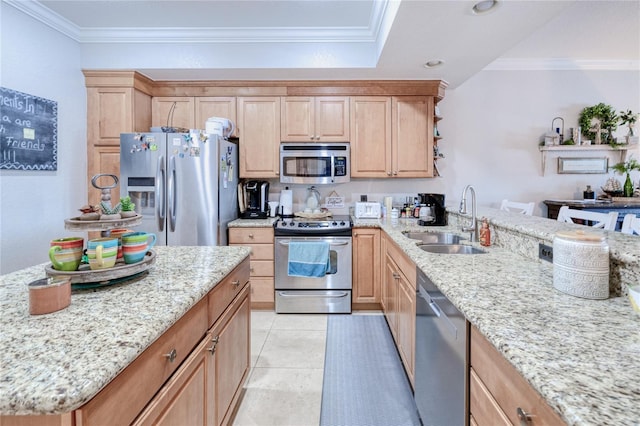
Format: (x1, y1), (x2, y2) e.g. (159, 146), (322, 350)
(320, 314), (421, 426)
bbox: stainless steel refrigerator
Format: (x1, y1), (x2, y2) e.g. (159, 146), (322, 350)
(120, 131), (238, 246)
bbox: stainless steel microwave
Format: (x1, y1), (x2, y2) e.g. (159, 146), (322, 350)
(280, 143), (350, 184)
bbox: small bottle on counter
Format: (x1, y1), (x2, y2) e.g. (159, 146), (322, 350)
(479, 218), (491, 247)
(583, 185), (595, 200)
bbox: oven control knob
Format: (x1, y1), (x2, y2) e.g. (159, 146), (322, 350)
(339, 221), (346, 226)
(332, 221), (337, 226)
(289, 222), (295, 227)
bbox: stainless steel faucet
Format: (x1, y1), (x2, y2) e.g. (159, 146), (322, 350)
(459, 185), (478, 242)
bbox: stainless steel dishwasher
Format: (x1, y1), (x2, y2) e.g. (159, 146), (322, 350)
(415, 267), (469, 426)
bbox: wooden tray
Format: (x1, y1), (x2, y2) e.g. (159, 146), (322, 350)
(64, 214), (143, 232)
(611, 197), (640, 204)
(45, 250), (156, 289)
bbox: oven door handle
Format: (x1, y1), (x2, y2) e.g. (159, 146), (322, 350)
(278, 291), (350, 298)
(277, 240), (350, 247)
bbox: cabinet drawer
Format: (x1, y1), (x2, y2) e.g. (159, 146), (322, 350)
(250, 260), (274, 277)
(229, 228), (274, 244)
(247, 244), (274, 261)
(75, 298), (208, 426)
(208, 257), (250, 327)
(250, 278), (275, 303)
(470, 327), (565, 426)
(385, 237), (416, 287)
(470, 368), (510, 426)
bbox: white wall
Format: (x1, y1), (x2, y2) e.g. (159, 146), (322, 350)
(1, 4), (87, 274)
(437, 69), (639, 215)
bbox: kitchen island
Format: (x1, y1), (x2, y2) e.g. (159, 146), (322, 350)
(355, 209), (639, 426)
(0, 245), (251, 424)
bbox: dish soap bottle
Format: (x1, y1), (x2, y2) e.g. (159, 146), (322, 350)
(479, 218), (491, 247)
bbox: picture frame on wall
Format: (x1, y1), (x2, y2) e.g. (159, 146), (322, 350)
(557, 157), (609, 174)
(0, 87), (58, 171)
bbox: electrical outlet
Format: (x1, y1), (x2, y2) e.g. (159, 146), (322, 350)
(539, 243), (553, 263)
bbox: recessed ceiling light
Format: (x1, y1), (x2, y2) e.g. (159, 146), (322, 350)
(472, 0), (499, 15)
(424, 60), (444, 69)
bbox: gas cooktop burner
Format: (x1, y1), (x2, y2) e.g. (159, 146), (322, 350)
(274, 215), (352, 236)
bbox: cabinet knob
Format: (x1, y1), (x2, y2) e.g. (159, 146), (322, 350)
(248, 233), (254, 239)
(207, 336), (220, 354)
(163, 348), (177, 363)
(392, 272), (401, 280)
(387, 172), (392, 176)
(393, 171), (398, 175)
(232, 279), (241, 287)
(517, 407), (533, 426)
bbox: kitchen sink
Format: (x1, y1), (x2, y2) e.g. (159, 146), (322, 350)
(403, 232), (465, 244)
(418, 244), (486, 255)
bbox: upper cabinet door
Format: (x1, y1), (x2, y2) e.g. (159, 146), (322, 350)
(350, 97), (392, 177)
(281, 97), (314, 141)
(314, 97), (349, 142)
(392, 96), (433, 178)
(152, 97), (195, 130)
(195, 97), (237, 137)
(281, 96), (349, 142)
(237, 97), (281, 178)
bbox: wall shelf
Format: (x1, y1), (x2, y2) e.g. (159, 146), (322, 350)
(538, 145), (631, 175)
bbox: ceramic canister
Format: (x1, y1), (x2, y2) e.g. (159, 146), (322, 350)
(552, 230), (610, 299)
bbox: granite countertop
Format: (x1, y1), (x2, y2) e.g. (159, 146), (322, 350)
(354, 214), (639, 426)
(228, 217), (278, 228)
(0, 245), (251, 416)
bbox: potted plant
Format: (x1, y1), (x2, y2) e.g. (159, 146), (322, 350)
(119, 196), (137, 218)
(619, 110), (638, 143)
(579, 103), (618, 144)
(610, 157), (640, 197)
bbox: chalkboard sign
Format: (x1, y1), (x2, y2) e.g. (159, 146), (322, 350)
(0, 87), (57, 171)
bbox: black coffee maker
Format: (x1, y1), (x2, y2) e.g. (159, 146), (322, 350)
(241, 180), (269, 219)
(418, 193), (447, 226)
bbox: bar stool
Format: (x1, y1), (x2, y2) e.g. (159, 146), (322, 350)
(556, 206), (618, 231)
(621, 213), (640, 235)
(500, 199), (535, 215)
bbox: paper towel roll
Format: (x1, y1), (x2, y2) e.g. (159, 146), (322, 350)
(280, 190), (293, 216)
(384, 196), (393, 216)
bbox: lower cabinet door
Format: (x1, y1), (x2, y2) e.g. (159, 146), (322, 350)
(211, 285), (251, 426)
(133, 335), (210, 426)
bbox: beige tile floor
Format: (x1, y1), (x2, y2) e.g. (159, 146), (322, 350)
(232, 311), (328, 426)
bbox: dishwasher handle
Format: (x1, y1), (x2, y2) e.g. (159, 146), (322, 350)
(428, 297), (458, 339)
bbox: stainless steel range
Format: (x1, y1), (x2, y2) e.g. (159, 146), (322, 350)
(274, 215), (352, 314)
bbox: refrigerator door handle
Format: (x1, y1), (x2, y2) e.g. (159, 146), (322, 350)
(168, 156), (177, 232)
(157, 155), (166, 231)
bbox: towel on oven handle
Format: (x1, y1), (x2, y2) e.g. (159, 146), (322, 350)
(287, 241), (330, 278)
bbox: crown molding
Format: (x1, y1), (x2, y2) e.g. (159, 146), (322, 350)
(5, 0), (389, 44)
(485, 58), (640, 71)
(4, 0), (81, 41)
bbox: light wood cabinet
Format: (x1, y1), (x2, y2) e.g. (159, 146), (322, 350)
(195, 97), (237, 137)
(229, 227), (275, 309)
(382, 233), (416, 386)
(281, 96), (349, 142)
(84, 71), (152, 208)
(350, 96), (392, 177)
(470, 326), (566, 426)
(392, 96), (433, 178)
(209, 285), (250, 426)
(237, 97), (281, 178)
(150, 96), (237, 135)
(350, 96), (433, 178)
(70, 257), (250, 426)
(152, 97), (196, 130)
(352, 228), (381, 309)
